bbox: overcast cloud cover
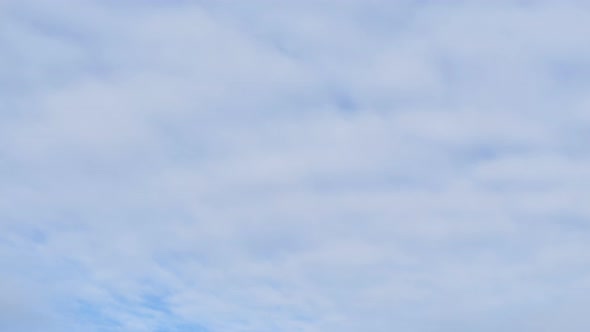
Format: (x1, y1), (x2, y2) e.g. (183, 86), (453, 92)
(2, 0), (590, 331)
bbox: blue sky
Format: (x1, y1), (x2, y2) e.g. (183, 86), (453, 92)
(2, 0), (590, 331)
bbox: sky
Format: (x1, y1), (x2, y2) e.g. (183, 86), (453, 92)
(1, 0), (590, 331)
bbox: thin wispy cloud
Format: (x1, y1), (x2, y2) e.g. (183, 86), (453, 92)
(1, 1), (590, 331)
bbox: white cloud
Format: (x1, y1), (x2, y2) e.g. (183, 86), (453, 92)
(2, 0), (590, 331)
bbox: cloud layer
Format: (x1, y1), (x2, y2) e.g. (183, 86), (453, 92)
(2, 1), (590, 331)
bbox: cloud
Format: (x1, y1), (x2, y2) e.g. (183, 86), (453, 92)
(2, 0), (590, 331)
